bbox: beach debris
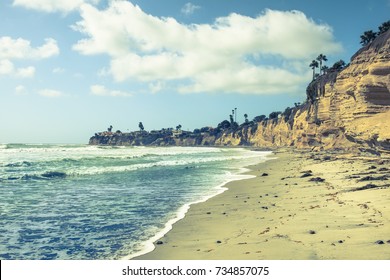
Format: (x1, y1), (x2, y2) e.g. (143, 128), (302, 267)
(309, 177), (325, 182)
(338, 240), (344, 244)
(258, 227), (270, 235)
(387, 240), (390, 244)
(308, 230), (316, 235)
(375, 240), (385, 245)
(358, 175), (388, 182)
(349, 183), (390, 192)
(216, 240), (222, 244)
(346, 175), (361, 179)
(156, 241), (164, 245)
(206, 212), (211, 215)
(261, 173), (269, 176)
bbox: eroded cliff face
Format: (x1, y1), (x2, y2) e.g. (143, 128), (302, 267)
(89, 31), (390, 153)
(219, 30), (390, 153)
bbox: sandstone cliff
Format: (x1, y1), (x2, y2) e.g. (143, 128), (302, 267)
(216, 30), (390, 153)
(89, 30), (390, 153)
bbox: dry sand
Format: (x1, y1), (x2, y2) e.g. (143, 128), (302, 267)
(135, 149), (390, 260)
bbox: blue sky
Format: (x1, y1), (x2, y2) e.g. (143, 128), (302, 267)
(1, 0), (389, 143)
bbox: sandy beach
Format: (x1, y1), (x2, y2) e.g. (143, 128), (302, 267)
(135, 149), (390, 260)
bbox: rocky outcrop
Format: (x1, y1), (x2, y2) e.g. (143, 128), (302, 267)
(216, 30), (390, 153)
(89, 30), (390, 153)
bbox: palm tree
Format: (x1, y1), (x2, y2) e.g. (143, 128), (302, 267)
(229, 114), (234, 124)
(360, 30), (377, 46)
(321, 65), (329, 74)
(138, 122), (144, 131)
(316, 54), (328, 74)
(244, 114), (249, 124)
(309, 60), (319, 80)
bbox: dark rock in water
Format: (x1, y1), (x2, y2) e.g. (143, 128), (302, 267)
(300, 173), (313, 178)
(308, 230), (316, 235)
(156, 241), (164, 245)
(309, 177), (325, 182)
(386, 240), (390, 244)
(41, 171), (67, 178)
(368, 165), (377, 170)
(216, 240), (222, 244)
(323, 156), (332, 161)
(261, 173), (269, 176)
(375, 240), (385, 245)
(338, 240), (344, 244)
(301, 170), (313, 174)
(379, 167), (389, 172)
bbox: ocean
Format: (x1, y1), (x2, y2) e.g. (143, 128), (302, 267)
(0, 144), (271, 260)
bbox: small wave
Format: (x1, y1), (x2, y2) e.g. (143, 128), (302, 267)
(41, 171), (67, 179)
(4, 171), (67, 181)
(4, 161), (33, 168)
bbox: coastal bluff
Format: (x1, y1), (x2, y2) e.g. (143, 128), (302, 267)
(89, 30), (390, 153)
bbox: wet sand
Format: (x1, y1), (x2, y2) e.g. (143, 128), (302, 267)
(135, 149), (390, 260)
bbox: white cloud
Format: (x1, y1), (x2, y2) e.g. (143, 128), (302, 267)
(53, 67), (65, 74)
(0, 59), (14, 75)
(16, 66), (35, 78)
(0, 37), (58, 78)
(12, 0), (100, 13)
(0, 37), (59, 60)
(0, 59), (35, 78)
(38, 89), (64, 98)
(15, 85), (28, 95)
(90, 84), (132, 97)
(181, 3), (201, 15)
(149, 81), (165, 94)
(73, 2), (343, 95)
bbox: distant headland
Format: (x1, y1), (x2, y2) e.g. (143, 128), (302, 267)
(90, 24), (390, 155)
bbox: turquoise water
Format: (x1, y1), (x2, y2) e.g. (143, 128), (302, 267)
(0, 144), (271, 259)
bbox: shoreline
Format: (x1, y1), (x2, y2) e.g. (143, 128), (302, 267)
(125, 150), (274, 260)
(135, 149), (390, 260)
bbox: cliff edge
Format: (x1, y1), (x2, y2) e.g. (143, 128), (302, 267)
(217, 30), (390, 153)
(90, 30), (390, 153)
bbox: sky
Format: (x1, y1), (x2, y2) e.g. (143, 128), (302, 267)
(0, 0), (389, 144)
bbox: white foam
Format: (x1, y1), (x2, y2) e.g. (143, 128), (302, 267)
(122, 152), (272, 260)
